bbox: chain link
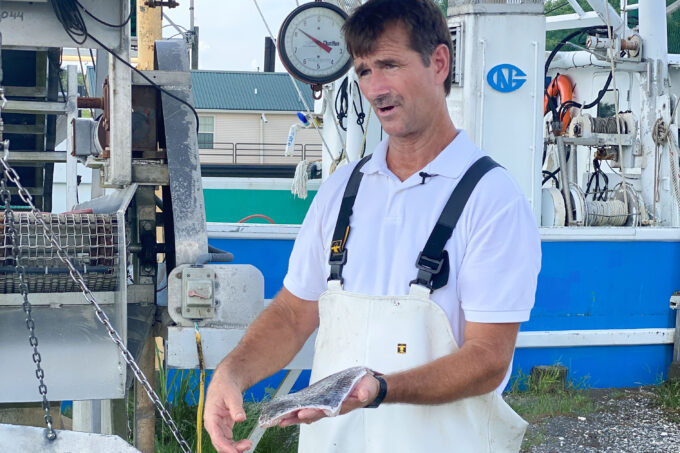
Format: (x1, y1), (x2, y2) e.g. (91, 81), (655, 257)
(0, 144), (57, 441)
(0, 156), (192, 453)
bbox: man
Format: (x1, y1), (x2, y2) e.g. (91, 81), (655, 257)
(204, 0), (541, 452)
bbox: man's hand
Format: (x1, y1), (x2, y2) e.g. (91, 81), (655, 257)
(204, 368), (253, 453)
(276, 374), (380, 427)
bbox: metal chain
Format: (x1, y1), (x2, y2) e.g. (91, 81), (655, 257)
(0, 156), (192, 453)
(0, 144), (57, 441)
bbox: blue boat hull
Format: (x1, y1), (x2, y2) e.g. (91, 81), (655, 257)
(208, 237), (679, 393)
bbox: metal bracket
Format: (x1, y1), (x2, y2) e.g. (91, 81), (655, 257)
(671, 291), (680, 310)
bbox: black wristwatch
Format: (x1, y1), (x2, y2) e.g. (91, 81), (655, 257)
(365, 374), (388, 408)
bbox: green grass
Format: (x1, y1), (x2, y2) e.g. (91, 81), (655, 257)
(505, 367), (596, 424)
(651, 378), (680, 423)
(145, 346), (299, 453)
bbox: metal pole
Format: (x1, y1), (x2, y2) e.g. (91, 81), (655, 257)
(191, 26), (199, 70)
(134, 333), (156, 453)
(556, 136), (574, 225)
(66, 65), (78, 210)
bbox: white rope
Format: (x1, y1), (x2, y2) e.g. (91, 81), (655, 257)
(292, 160), (310, 199)
(668, 133), (680, 218)
(604, 6), (630, 221)
(251, 0), (339, 165)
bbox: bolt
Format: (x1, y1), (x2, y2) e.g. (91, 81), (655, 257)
(176, 273), (182, 279)
(142, 221), (154, 231)
(175, 307), (181, 313)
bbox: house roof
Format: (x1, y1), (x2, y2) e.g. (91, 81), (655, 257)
(191, 70), (315, 112)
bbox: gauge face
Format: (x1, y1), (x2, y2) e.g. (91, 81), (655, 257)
(278, 2), (352, 85)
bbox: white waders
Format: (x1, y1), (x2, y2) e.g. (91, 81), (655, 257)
(298, 155), (527, 452)
(298, 282), (527, 452)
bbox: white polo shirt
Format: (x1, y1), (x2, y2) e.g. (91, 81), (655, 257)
(283, 130), (541, 389)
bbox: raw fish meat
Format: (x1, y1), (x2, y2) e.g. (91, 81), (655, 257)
(258, 366), (371, 428)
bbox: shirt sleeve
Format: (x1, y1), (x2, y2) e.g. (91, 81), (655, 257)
(283, 194), (329, 301)
(458, 196), (541, 323)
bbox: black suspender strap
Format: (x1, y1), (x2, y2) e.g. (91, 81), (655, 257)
(411, 156), (501, 291)
(328, 155), (373, 283)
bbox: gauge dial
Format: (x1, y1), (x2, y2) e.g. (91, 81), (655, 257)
(278, 2), (352, 85)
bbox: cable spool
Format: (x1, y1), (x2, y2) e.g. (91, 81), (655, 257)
(567, 113), (635, 138)
(585, 199), (628, 226)
(582, 185), (641, 227)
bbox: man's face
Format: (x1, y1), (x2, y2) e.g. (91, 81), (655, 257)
(353, 23), (444, 139)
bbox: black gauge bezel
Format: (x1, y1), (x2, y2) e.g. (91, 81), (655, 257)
(277, 2), (352, 85)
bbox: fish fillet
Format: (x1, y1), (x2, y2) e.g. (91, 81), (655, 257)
(258, 366), (371, 428)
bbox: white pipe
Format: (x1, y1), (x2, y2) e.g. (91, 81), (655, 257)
(66, 65), (78, 210)
(566, 0), (585, 16)
(531, 41), (539, 223)
(668, 0), (680, 15)
(639, 1), (669, 65)
(477, 39), (486, 149)
(548, 51), (614, 69)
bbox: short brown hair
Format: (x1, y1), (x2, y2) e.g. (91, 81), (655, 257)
(343, 0), (453, 95)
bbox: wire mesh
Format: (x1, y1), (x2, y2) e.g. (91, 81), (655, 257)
(0, 213), (119, 293)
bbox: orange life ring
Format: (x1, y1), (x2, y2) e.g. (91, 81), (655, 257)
(544, 74), (573, 133)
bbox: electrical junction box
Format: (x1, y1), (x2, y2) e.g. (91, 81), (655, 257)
(181, 267), (216, 320)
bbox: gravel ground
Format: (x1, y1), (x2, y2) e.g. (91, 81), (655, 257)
(518, 388), (680, 453)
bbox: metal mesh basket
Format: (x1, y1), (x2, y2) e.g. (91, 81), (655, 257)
(0, 213), (120, 293)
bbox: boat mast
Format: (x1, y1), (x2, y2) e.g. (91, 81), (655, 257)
(639, 2), (675, 225)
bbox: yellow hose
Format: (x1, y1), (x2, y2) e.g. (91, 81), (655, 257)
(195, 323), (206, 453)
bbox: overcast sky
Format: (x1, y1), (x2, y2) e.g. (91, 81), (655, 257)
(164, 0), (305, 72)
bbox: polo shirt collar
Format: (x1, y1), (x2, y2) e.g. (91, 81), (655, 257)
(360, 130), (479, 180)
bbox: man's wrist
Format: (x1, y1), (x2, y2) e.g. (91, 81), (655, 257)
(365, 374), (388, 408)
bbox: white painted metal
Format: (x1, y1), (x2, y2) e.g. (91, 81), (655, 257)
(201, 177), (322, 191)
(447, 2), (545, 222)
(516, 328), (675, 348)
(639, 2), (675, 226)
(167, 325), (317, 369)
(207, 223), (301, 240)
(546, 12), (609, 31)
(0, 292), (115, 306)
(566, 0), (586, 16)
(167, 264), (264, 328)
(66, 66), (78, 211)
(0, 0), (124, 49)
(584, 0), (628, 36)
(548, 51), (646, 72)
(206, 222), (680, 242)
(0, 423), (141, 452)
(167, 325), (674, 370)
(102, 0), (132, 187)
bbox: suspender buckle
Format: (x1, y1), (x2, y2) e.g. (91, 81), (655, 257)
(328, 249), (348, 284)
(328, 249), (347, 266)
(410, 252), (446, 291)
(414, 252), (444, 274)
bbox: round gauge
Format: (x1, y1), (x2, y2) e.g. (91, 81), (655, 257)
(278, 2), (352, 85)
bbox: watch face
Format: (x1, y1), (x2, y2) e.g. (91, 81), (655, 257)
(278, 2), (352, 85)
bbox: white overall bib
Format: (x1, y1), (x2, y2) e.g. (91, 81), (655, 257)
(298, 155), (527, 452)
(298, 281), (527, 453)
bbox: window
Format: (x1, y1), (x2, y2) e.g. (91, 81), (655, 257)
(449, 23), (463, 87)
(596, 90), (619, 118)
(198, 116), (214, 149)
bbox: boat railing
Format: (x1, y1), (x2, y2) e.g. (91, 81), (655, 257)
(199, 142), (322, 165)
